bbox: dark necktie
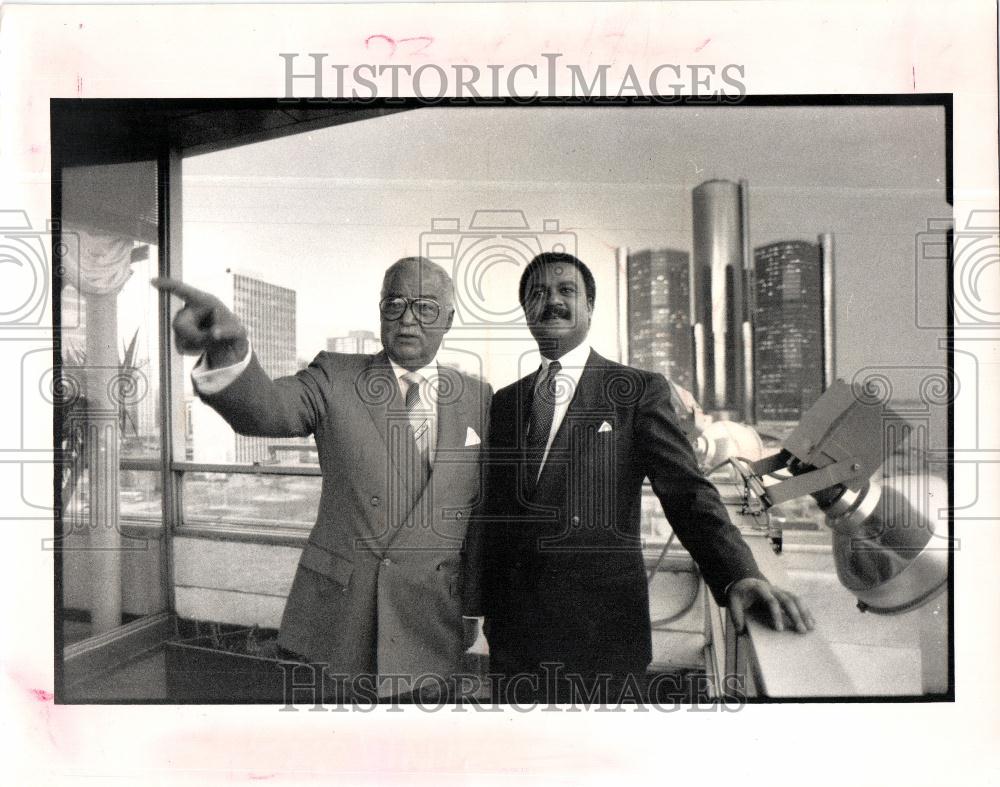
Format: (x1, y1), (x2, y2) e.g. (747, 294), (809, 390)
(525, 360), (561, 490)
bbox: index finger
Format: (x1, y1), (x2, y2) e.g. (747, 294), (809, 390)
(151, 276), (216, 306)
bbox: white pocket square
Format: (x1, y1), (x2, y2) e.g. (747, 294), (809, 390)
(598, 421), (613, 433)
(465, 427), (481, 446)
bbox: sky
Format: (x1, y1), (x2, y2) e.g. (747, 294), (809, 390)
(179, 104), (949, 394)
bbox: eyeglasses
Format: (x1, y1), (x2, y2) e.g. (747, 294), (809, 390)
(379, 296), (442, 324)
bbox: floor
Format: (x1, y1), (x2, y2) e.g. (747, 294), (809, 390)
(63, 646), (704, 704)
(65, 649), (168, 701)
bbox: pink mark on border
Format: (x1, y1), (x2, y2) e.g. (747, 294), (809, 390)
(365, 34), (397, 55)
(248, 775), (276, 781)
(364, 34), (434, 58)
(31, 688), (53, 702)
(695, 38), (711, 52)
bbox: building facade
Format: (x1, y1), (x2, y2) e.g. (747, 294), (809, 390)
(626, 248), (693, 391)
(753, 240), (826, 421)
(231, 272), (297, 463)
(327, 329), (381, 355)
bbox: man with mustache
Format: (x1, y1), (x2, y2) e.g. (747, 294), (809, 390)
(472, 252), (813, 703)
(154, 257), (490, 701)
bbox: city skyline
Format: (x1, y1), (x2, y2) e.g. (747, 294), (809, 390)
(182, 105), (947, 395)
(622, 234), (832, 423)
(623, 177), (833, 424)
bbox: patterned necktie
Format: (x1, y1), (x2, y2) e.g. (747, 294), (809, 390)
(525, 360), (561, 489)
(402, 372), (433, 478)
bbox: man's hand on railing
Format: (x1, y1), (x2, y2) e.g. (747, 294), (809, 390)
(727, 577), (815, 634)
(152, 277), (249, 368)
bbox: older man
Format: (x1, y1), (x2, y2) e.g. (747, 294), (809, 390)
(154, 257), (491, 700)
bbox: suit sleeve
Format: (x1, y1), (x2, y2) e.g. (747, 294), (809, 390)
(461, 382), (493, 617)
(198, 351), (333, 438)
(634, 372), (765, 605)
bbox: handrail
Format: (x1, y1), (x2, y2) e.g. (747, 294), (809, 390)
(172, 461), (322, 476)
(121, 457), (324, 476)
(732, 536), (856, 697)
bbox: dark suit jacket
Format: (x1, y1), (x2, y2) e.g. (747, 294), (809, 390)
(200, 350), (491, 690)
(472, 350), (763, 673)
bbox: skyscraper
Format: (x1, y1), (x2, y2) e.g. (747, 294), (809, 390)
(626, 248), (693, 390)
(753, 239), (830, 421)
(691, 179), (753, 420)
(231, 272), (297, 462)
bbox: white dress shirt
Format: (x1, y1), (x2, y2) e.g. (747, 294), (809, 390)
(534, 341), (591, 476)
(388, 358), (440, 461)
(387, 358), (439, 404)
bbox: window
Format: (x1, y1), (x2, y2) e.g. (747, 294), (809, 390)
(58, 158), (168, 651)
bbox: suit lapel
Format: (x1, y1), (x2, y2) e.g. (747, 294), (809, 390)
(357, 352), (405, 475)
(570, 350), (606, 416)
(432, 365), (470, 466)
(517, 369), (542, 447)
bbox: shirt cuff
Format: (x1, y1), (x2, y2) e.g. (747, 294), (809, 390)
(191, 341), (252, 396)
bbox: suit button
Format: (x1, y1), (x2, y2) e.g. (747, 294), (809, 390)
(371, 496), (380, 506)
(456, 511), (463, 520)
(383, 557), (392, 566)
(571, 515), (580, 524)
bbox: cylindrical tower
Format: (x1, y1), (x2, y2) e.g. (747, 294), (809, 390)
(691, 179), (747, 419)
(740, 179), (755, 424)
(615, 246), (629, 364)
(819, 232), (837, 390)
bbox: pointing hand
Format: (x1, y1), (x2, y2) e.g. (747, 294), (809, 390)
(151, 277), (248, 368)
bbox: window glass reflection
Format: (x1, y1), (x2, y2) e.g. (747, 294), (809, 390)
(181, 472), (320, 530)
(59, 159), (165, 648)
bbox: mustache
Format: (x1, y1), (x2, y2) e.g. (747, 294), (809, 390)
(539, 305), (571, 321)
